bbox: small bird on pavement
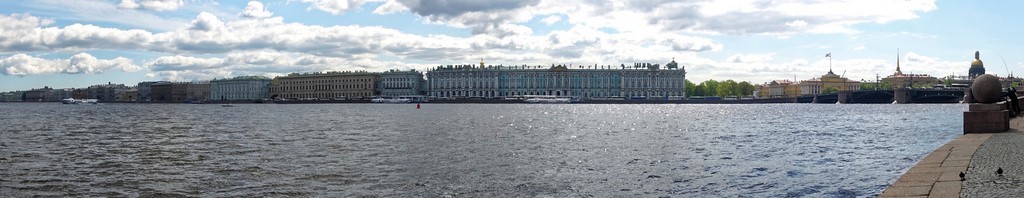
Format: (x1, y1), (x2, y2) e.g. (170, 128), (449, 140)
(960, 172), (966, 181)
(997, 167), (1004, 175)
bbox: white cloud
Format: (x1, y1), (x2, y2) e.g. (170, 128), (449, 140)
(1, 53), (140, 76)
(904, 52), (937, 63)
(148, 55), (225, 71)
(117, 0), (140, 9)
(26, 0), (188, 32)
(117, 0), (185, 11)
(378, 0), (542, 36)
(854, 45), (866, 50)
(372, 0), (409, 14)
(301, 0), (379, 15)
(540, 15), (561, 25)
(896, 52), (971, 77)
(188, 12), (228, 32)
(0, 11), (729, 80)
(785, 20), (808, 28)
(727, 54), (774, 63)
(652, 0), (910, 34)
(900, 31), (938, 39)
(0, 12), (722, 60)
(240, 1), (274, 18)
(374, 0), (936, 36)
(143, 50), (437, 81)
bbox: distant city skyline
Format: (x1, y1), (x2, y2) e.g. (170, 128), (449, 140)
(1, 0), (1022, 91)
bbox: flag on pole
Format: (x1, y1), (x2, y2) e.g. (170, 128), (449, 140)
(826, 53), (831, 57)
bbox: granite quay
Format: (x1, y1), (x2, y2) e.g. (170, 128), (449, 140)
(882, 102), (1024, 197)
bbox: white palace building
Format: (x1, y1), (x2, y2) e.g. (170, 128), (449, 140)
(426, 59), (686, 99)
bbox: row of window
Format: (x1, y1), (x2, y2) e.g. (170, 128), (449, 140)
(282, 92), (372, 99)
(211, 87), (267, 92)
(431, 90), (685, 98)
(279, 78), (374, 85)
(211, 93), (266, 100)
(430, 71), (680, 78)
(383, 77), (417, 82)
(382, 82), (417, 88)
(430, 78), (685, 89)
(279, 84), (372, 91)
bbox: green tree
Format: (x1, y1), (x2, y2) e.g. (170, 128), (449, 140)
(701, 79), (719, 97)
(821, 86), (839, 94)
(718, 80), (737, 97)
(738, 81), (754, 96)
(685, 80), (696, 97)
(860, 82), (873, 90)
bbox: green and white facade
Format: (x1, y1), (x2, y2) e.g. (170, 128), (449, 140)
(378, 69), (427, 97)
(210, 76), (271, 101)
(427, 59), (686, 99)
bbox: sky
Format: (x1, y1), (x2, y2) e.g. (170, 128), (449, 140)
(0, 0), (1022, 92)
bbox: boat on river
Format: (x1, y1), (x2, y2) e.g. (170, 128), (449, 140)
(523, 95), (572, 103)
(61, 98), (98, 104)
(371, 95), (427, 103)
(371, 98), (412, 103)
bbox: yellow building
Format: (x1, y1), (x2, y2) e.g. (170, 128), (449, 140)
(785, 82), (801, 97)
(756, 70), (858, 98)
(755, 80), (795, 98)
(270, 71), (380, 100)
(798, 70), (860, 95)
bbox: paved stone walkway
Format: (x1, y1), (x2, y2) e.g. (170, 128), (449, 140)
(881, 118), (1024, 197)
(879, 133), (991, 197)
(961, 119), (1024, 197)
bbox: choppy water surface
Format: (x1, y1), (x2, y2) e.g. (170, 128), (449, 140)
(0, 103), (964, 197)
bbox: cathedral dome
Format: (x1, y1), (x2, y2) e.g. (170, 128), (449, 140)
(971, 51), (984, 68)
(968, 51), (986, 79)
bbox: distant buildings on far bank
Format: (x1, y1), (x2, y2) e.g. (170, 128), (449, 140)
(13, 52), (1016, 102)
(427, 59), (686, 99)
(754, 51), (1023, 99)
(211, 76), (271, 101)
(2, 59), (689, 102)
(754, 70), (861, 99)
(13, 83), (136, 102)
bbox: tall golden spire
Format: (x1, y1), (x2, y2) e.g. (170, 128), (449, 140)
(896, 48), (901, 72)
(479, 58), (485, 68)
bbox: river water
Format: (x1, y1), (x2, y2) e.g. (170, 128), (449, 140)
(0, 103), (964, 197)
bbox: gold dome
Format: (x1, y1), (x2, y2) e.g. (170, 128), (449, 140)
(971, 51), (984, 68)
(971, 60), (983, 67)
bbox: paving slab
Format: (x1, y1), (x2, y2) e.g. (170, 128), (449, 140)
(960, 118), (1024, 197)
(881, 130), (994, 197)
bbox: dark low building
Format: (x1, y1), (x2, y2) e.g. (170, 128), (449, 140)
(172, 83), (189, 102)
(151, 82), (173, 102)
(137, 81), (168, 102)
(87, 83), (129, 102)
(1, 91), (24, 102)
(23, 86), (55, 102)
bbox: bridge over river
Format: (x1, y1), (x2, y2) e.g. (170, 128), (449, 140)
(807, 88), (966, 104)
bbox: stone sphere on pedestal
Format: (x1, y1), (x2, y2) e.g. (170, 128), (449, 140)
(971, 74), (1002, 103)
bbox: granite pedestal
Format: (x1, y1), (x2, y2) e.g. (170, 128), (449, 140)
(964, 103), (1009, 134)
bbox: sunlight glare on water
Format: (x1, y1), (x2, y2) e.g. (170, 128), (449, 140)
(0, 103), (964, 197)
